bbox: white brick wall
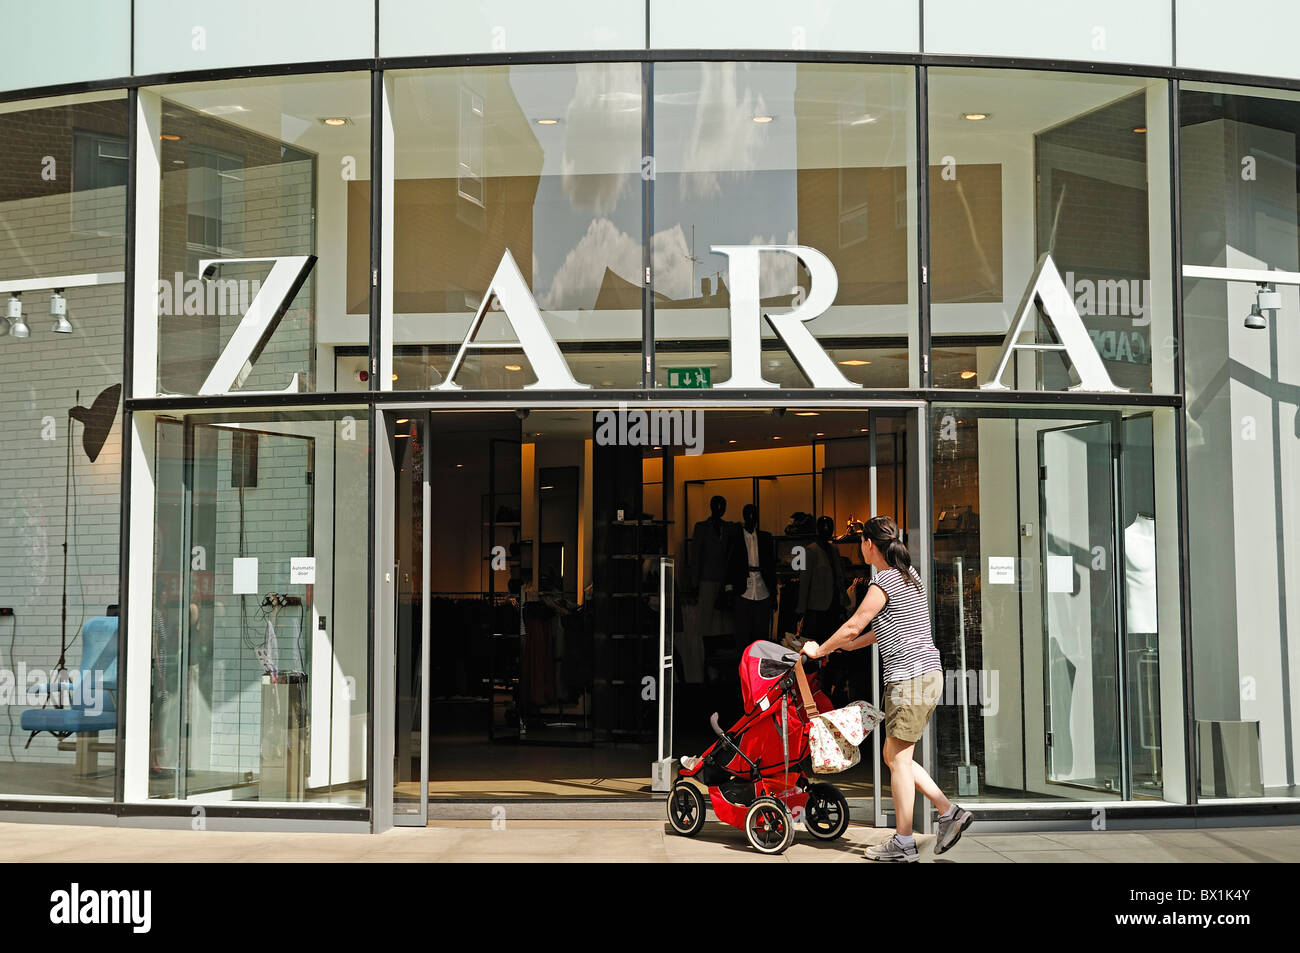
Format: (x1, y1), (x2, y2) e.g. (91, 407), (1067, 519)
(0, 186), (124, 774)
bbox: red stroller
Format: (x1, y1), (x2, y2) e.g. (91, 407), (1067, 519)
(667, 641), (852, 854)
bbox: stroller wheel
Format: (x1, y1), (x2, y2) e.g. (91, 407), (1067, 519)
(666, 781), (707, 837)
(804, 783), (850, 840)
(744, 797), (794, 854)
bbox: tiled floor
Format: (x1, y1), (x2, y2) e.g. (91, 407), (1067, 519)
(1, 819), (1297, 862)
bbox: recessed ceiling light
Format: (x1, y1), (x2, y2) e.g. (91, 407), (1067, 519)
(794, 411), (819, 417)
(504, 364), (522, 371)
(536, 118), (559, 125)
(321, 117), (350, 126)
(1132, 126), (1147, 134)
(728, 439), (737, 444)
(963, 113), (990, 121)
(772, 436), (782, 440)
(456, 463), (463, 468)
(171, 159), (185, 165)
(960, 370), (978, 380)
(396, 418), (409, 424)
(860, 428), (869, 433)
(816, 432), (825, 437)
(838, 359), (871, 366)
(160, 134), (181, 141)
(753, 115), (774, 124)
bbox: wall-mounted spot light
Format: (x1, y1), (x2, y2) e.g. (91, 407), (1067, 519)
(50, 290), (72, 334)
(6, 293), (28, 339)
(1249, 282), (1280, 330)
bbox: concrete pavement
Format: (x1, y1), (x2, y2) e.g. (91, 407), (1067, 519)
(1, 819), (1298, 862)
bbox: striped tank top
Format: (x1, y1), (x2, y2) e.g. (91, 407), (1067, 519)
(870, 566), (943, 684)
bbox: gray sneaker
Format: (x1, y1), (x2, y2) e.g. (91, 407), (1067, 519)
(934, 805), (974, 855)
(865, 834), (919, 863)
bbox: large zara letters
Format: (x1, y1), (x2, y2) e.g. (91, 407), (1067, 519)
(196, 247), (1122, 395)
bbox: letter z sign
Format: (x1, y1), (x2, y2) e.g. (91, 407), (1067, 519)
(197, 256), (317, 395)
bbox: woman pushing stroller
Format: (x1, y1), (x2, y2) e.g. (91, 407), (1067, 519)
(800, 516), (974, 862)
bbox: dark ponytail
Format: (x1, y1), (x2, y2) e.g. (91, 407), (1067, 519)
(859, 516), (921, 590)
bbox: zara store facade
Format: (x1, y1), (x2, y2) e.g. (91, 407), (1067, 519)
(0, 1), (1297, 833)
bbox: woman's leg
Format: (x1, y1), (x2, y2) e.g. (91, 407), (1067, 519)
(883, 737), (953, 837)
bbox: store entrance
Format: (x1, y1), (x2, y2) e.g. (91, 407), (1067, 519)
(383, 406), (922, 822)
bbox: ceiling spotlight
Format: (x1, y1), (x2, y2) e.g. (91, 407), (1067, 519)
(535, 118), (559, 125)
(1245, 303), (1267, 330)
(962, 113), (989, 121)
(794, 411), (819, 417)
(50, 290), (72, 334)
(7, 293), (29, 339)
(960, 370), (978, 380)
(159, 133), (181, 141)
(838, 359), (871, 366)
(504, 364), (523, 371)
(321, 117), (350, 126)
(752, 115), (774, 123)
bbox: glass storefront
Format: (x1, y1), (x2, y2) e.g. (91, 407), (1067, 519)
(1180, 83), (1300, 798)
(2, 50), (1298, 825)
(0, 92), (128, 799)
(148, 409), (369, 804)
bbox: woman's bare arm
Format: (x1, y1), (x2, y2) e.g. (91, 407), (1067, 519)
(805, 584), (886, 658)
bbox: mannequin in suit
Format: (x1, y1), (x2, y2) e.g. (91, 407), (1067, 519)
(683, 495), (733, 682)
(727, 503), (776, 652)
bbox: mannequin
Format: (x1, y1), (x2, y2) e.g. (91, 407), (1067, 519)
(684, 495), (733, 683)
(727, 503), (776, 652)
(796, 516), (850, 705)
(1124, 513), (1157, 634)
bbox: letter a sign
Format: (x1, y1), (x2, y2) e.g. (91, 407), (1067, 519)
(982, 253), (1126, 393)
(435, 249), (589, 391)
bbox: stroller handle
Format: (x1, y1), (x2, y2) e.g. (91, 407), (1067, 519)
(710, 711), (726, 738)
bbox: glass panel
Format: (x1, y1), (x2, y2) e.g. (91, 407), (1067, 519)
(0, 1), (129, 92)
(388, 65), (644, 390)
(928, 69), (1174, 395)
(1180, 83), (1300, 799)
(381, 0), (647, 55)
(151, 73), (371, 395)
(0, 93), (128, 799)
(393, 415), (424, 819)
(134, 0), (373, 75)
(649, 0), (919, 53)
(149, 409), (370, 804)
(1039, 421), (1122, 794)
(923, 1), (1171, 66)
(652, 63), (917, 388)
(930, 405), (1182, 802)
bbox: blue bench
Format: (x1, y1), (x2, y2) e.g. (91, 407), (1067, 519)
(20, 617), (118, 776)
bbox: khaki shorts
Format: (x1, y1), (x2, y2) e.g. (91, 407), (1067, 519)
(883, 670), (944, 743)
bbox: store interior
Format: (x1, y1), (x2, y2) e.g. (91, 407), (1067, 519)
(391, 408), (910, 800)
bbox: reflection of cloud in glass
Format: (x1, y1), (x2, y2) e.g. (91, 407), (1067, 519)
(681, 63), (766, 201)
(750, 230), (800, 299)
(541, 219), (694, 311)
(562, 64), (641, 215)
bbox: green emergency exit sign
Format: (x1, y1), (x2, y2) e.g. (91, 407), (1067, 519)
(666, 367), (711, 388)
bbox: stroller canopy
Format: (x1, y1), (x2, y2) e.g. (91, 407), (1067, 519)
(740, 641), (801, 708)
